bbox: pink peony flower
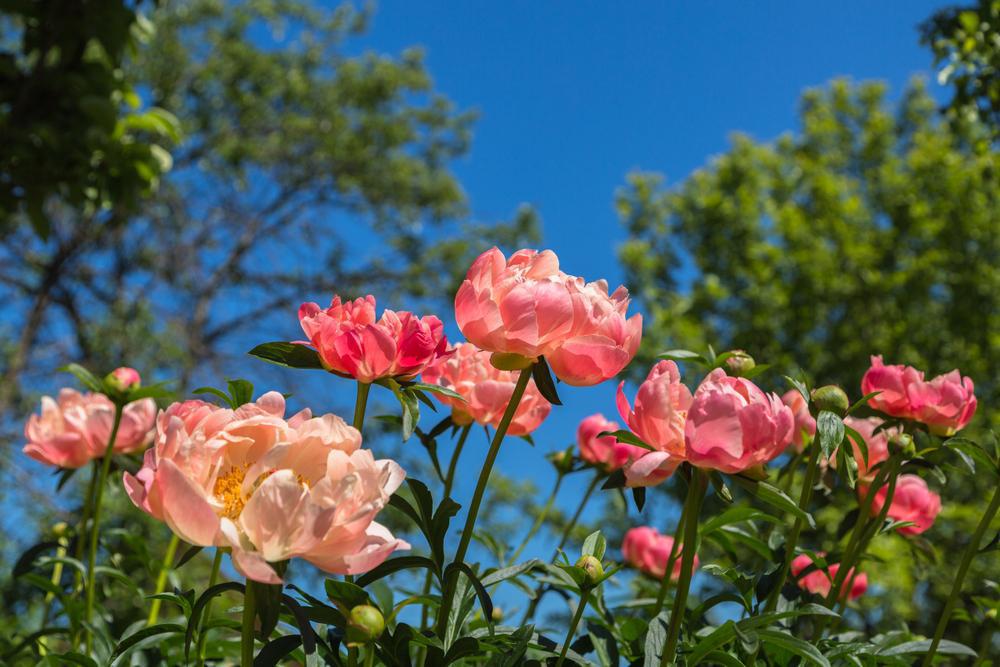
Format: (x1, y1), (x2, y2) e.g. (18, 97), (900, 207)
(861, 355), (976, 435)
(421, 342), (551, 436)
(23, 389), (156, 469)
(621, 526), (697, 580)
(299, 295), (449, 384)
(868, 474), (941, 536)
(616, 361), (693, 486)
(123, 392), (409, 583)
(791, 553), (867, 601)
(781, 390), (816, 452)
(454, 247), (642, 386)
(577, 413), (643, 471)
(684, 368), (794, 474)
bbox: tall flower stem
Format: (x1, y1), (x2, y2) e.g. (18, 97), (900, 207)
(922, 485), (1000, 667)
(195, 549), (224, 667)
(435, 367), (532, 637)
(147, 534), (180, 625)
(241, 580), (257, 666)
(555, 591), (590, 667)
(660, 468), (708, 667)
(653, 500), (690, 615)
(520, 472), (602, 625)
(83, 404), (123, 653)
(353, 382), (372, 432)
(509, 472), (565, 566)
(764, 440), (822, 612)
(74, 464), (100, 582)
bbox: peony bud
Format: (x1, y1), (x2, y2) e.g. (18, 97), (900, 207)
(811, 385), (849, 416)
(575, 555), (605, 587)
(52, 522), (69, 538)
(723, 350), (756, 377)
(347, 605), (385, 645)
(548, 447), (575, 475)
(888, 432), (915, 458)
(491, 606), (504, 622)
(106, 367), (141, 392)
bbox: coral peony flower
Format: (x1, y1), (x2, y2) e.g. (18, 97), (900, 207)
(684, 369), (794, 474)
(791, 553), (867, 600)
(577, 413), (643, 471)
(621, 526), (697, 580)
(868, 474), (941, 536)
(454, 247), (642, 386)
(781, 390), (816, 452)
(123, 392), (409, 583)
(861, 355), (976, 435)
(421, 342), (551, 436)
(299, 295), (449, 384)
(23, 389), (156, 469)
(616, 361), (693, 486)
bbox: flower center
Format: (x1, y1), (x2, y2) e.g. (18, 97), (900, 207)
(213, 466), (248, 519)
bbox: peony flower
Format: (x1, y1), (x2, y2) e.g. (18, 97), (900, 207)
(299, 295), (449, 384)
(868, 474), (941, 536)
(421, 342), (551, 436)
(781, 390), (816, 452)
(861, 355), (976, 435)
(621, 526), (697, 580)
(576, 413), (643, 471)
(23, 389), (156, 469)
(791, 553), (867, 601)
(123, 391), (409, 583)
(684, 368), (794, 474)
(616, 361), (693, 486)
(454, 247), (642, 386)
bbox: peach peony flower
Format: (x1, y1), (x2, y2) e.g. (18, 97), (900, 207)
(123, 392), (408, 583)
(861, 355), (976, 435)
(621, 526), (697, 580)
(616, 361), (693, 486)
(781, 390), (816, 452)
(299, 295), (449, 384)
(684, 369), (794, 474)
(421, 342), (551, 436)
(454, 247), (642, 386)
(576, 413), (643, 471)
(23, 389), (156, 469)
(791, 553), (867, 601)
(868, 474), (941, 536)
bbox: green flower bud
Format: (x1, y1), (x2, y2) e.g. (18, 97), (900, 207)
(346, 605), (384, 646)
(888, 432), (916, 458)
(105, 367), (141, 393)
(575, 555), (604, 587)
(548, 447), (574, 474)
(723, 350), (756, 377)
(491, 606), (504, 622)
(811, 385), (850, 416)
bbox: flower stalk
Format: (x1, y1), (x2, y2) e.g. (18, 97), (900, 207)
(147, 534), (180, 626)
(555, 591), (590, 667)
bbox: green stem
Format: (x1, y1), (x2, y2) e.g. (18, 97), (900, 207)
(364, 647), (376, 667)
(922, 484), (1000, 667)
(654, 500), (690, 615)
(555, 591), (590, 667)
(509, 473), (565, 566)
(83, 404), (123, 654)
(764, 440), (822, 612)
(147, 534), (180, 626)
(196, 549), (224, 667)
(353, 382), (371, 432)
(519, 472), (602, 625)
(435, 367), (532, 638)
(660, 468), (708, 667)
(241, 580), (257, 666)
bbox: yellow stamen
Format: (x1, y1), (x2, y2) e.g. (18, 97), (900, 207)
(213, 466), (248, 519)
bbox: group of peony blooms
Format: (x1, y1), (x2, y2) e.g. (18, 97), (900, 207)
(17, 245), (983, 665)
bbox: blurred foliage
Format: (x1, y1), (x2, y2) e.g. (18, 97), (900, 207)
(0, 0), (180, 237)
(922, 0), (1000, 140)
(618, 78), (999, 647)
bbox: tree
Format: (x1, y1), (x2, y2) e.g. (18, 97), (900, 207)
(617, 79), (999, 641)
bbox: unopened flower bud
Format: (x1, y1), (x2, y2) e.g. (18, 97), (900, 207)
(724, 350), (756, 377)
(346, 605), (384, 646)
(811, 385), (849, 416)
(106, 367), (141, 392)
(548, 447), (574, 474)
(52, 522), (68, 538)
(888, 433), (916, 458)
(575, 555), (604, 587)
(490, 352), (535, 371)
(491, 606), (504, 622)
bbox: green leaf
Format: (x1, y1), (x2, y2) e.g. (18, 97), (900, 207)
(480, 560), (540, 587)
(254, 634), (303, 666)
(701, 506), (782, 535)
(404, 381), (466, 402)
(598, 429), (655, 451)
(879, 638), (977, 658)
(816, 410), (845, 460)
(110, 623), (184, 663)
(687, 605), (837, 664)
(444, 562), (494, 629)
(185, 581), (245, 660)
(847, 391), (881, 415)
(355, 556), (439, 587)
(226, 379), (255, 406)
(658, 349), (708, 364)
(783, 375), (810, 404)
(757, 628), (830, 666)
(61, 363), (103, 392)
(248, 342), (324, 369)
(730, 476), (815, 529)
(193, 386), (234, 408)
(175, 544), (204, 568)
(532, 357), (562, 405)
(582, 531), (607, 560)
(325, 580), (369, 609)
(643, 611), (669, 666)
